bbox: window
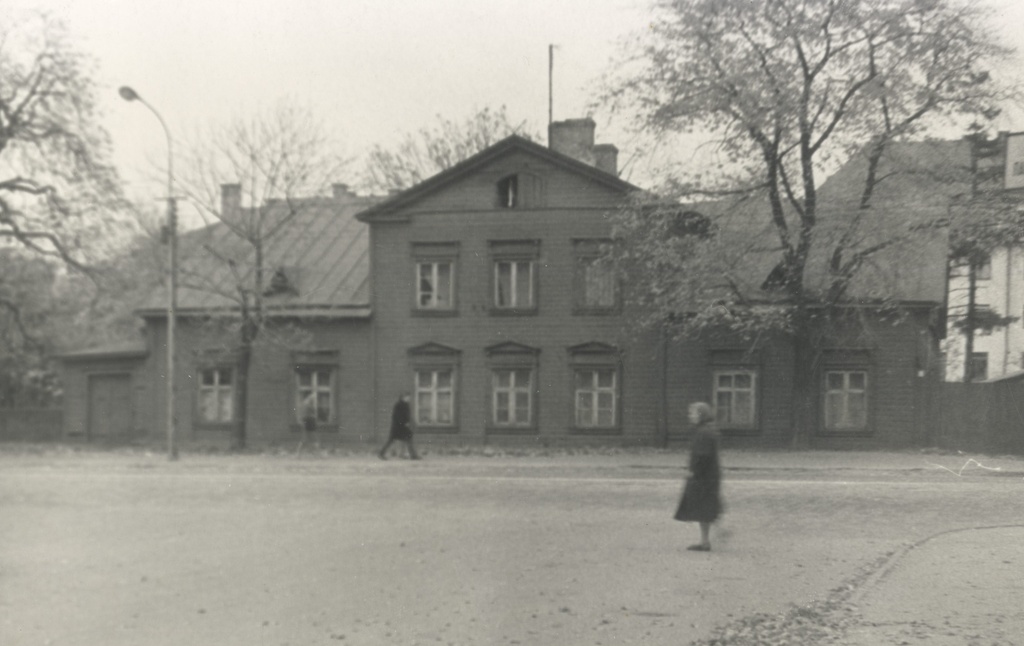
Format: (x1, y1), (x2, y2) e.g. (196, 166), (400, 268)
(408, 342), (461, 430)
(412, 243), (458, 314)
(574, 239), (618, 313)
(824, 370), (868, 431)
(415, 369), (454, 426)
(486, 341), (539, 431)
(968, 352), (989, 382)
(713, 370), (756, 428)
(493, 369), (533, 427)
(417, 261), (453, 308)
(976, 255), (992, 280)
(498, 175), (518, 208)
(490, 240), (540, 313)
(574, 368), (617, 428)
(197, 367), (234, 424)
(296, 367), (334, 424)
(569, 342), (621, 431)
(495, 260), (533, 308)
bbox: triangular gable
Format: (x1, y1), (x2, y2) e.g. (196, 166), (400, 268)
(356, 135), (639, 222)
(485, 341), (541, 356)
(567, 341), (619, 355)
(408, 342), (462, 357)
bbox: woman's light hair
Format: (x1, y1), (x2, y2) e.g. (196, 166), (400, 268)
(689, 401), (715, 424)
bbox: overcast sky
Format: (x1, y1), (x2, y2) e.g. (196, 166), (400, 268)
(12, 0), (1024, 211)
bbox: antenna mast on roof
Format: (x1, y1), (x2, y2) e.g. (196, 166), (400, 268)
(548, 44), (557, 126)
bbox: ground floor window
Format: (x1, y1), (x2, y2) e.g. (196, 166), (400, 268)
(296, 366), (334, 424)
(197, 367), (234, 424)
(415, 368), (454, 426)
(492, 368), (533, 427)
(713, 369), (756, 428)
(824, 370), (868, 431)
(574, 367), (617, 429)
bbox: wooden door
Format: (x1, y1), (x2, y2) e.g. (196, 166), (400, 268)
(88, 374), (132, 439)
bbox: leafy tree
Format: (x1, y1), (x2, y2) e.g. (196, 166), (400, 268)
(173, 102), (349, 449)
(601, 0), (1014, 442)
(0, 9), (131, 405)
(360, 106), (535, 192)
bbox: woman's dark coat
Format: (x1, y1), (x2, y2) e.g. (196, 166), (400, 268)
(389, 399), (412, 441)
(674, 423), (722, 523)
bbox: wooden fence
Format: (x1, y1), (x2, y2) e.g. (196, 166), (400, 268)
(923, 377), (1024, 455)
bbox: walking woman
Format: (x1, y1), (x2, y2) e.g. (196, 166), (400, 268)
(674, 402), (722, 551)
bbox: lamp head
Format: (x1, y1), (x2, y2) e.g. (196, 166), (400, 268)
(118, 86), (140, 102)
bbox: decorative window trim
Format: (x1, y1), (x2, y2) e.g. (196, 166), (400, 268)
(573, 239), (620, 315)
(708, 347), (761, 435)
(412, 242), (459, 316)
(486, 342), (540, 432)
(409, 343), (461, 432)
(568, 342), (622, 434)
(490, 240), (540, 315)
(293, 350), (339, 432)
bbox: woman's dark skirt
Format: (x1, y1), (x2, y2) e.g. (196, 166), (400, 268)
(674, 477), (722, 523)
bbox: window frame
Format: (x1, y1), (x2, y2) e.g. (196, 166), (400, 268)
(485, 342), (540, 433)
(408, 343), (461, 433)
(194, 365), (236, 428)
(712, 368), (758, 431)
(489, 240), (540, 315)
(412, 242), (459, 317)
(573, 239), (620, 315)
(822, 369), (869, 433)
(568, 343), (622, 434)
(292, 350), (339, 432)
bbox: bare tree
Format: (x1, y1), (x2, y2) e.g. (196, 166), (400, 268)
(174, 102), (350, 449)
(601, 0), (1015, 443)
(360, 106), (535, 192)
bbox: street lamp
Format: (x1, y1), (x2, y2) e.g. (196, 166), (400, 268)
(120, 86), (178, 460)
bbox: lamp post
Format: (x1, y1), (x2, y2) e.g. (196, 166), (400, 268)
(120, 86), (178, 460)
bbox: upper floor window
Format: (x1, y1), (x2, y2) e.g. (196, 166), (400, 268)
(412, 242), (458, 314)
(490, 240), (540, 314)
(573, 239), (618, 314)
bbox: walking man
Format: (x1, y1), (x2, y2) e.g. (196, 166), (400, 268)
(378, 392), (420, 460)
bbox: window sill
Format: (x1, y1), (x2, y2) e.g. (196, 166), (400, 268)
(569, 426), (622, 435)
(572, 306), (621, 316)
(489, 308), (539, 317)
(415, 426), (460, 434)
(818, 428), (872, 438)
(290, 423), (339, 433)
(194, 422), (235, 431)
(411, 308), (459, 318)
(486, 425), (538, 434)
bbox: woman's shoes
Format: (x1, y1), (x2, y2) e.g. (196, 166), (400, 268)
(686, 544), (711, 551)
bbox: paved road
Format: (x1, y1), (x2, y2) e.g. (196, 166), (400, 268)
(1, 451), (1021, 646)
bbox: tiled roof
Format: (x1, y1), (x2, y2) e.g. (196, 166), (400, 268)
(139, 191), (380, 317)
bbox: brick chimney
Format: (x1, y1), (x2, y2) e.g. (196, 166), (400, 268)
(548, 118), (618, 176)
(221, 183), (241, 217)
(593, 144), (619, 176)
(549, 118), (596, 165)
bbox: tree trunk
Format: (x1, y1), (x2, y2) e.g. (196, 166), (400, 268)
(789, 316), (819, 449)
(962, 263), (977, 382)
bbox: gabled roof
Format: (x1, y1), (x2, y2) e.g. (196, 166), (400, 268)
(139, 191), (380, 318)
(681, 140), (960, 306)
(356, 135), (639, 221)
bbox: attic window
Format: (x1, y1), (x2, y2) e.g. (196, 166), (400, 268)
(498, 175), (518, 208)
(264, 267), (298, 297)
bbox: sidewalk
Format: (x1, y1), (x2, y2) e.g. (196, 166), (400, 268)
(843, 525), (1024, 645)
